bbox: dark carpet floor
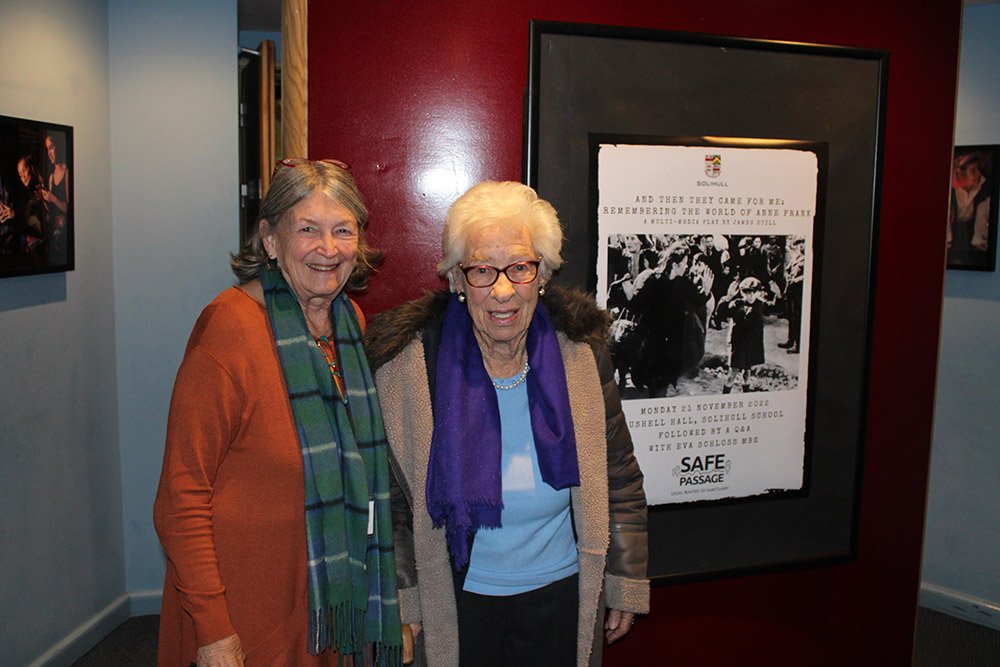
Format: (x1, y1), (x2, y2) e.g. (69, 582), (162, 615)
(71, 614), (158, 666)
(72, 606), (1000, 665)
(913, 607), (1000, 666)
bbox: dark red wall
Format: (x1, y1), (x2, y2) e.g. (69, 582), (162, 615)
(310, 1), (960, 664)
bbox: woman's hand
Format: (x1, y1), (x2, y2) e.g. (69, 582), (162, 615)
(699, 266), (715, 295)
(604, 608), (635, 644)
(402, 623), (421, 665)
(38, 187), (68, 212)
(196, 633), (244, 666)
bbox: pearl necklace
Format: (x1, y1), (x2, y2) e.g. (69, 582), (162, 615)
(491, 361), (530, 391)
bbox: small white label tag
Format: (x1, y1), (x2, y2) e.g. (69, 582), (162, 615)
(368, 500), (375, 535)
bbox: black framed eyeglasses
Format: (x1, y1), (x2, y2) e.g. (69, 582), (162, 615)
(460, 260), (541, 288)
(271, 157), (350, 178)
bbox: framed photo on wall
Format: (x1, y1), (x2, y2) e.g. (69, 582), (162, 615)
(946, 144), (998, 271)
(526, 20), (887, 583)
(0, 115), (74, 278)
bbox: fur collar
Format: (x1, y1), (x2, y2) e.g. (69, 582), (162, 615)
(364, 284), (609, 372)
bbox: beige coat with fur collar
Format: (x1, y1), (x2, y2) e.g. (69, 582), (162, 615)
(367, 288), (649, 667)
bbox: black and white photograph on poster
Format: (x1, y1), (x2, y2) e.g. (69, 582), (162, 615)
(593, 137), (823, 506)
(607, 233), (805, 400)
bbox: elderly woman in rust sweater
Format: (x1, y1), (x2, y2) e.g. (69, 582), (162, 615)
(153, 159), (403, 666)
(365, 181), (649, 667)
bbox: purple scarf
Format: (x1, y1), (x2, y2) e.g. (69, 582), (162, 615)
(425, 293), (581, 571)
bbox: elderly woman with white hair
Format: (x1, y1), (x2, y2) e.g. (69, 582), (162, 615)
(365, 181), (649, 667)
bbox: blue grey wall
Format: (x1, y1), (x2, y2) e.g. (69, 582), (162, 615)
(108, 0), (238, 602)
(1, 0), (238, 663)
(0, 1), (122, 664)
(922, 2), (1000, 629)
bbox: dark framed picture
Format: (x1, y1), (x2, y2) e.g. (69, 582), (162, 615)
(0, 115), (74, 278)
(526, 21), (887, 583)
(947, 145), (998, 271)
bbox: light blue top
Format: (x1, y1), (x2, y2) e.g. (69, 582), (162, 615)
(463, 377), (579, 595)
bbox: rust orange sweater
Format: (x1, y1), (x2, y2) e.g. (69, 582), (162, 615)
(153, 286), (362, 665)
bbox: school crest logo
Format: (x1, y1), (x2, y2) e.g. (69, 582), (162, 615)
(705, 154), (722, 178)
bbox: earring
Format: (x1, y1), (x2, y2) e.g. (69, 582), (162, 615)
(457, 291), (467, 303)
(265, 256), (278, 270)
(538, 285), (546, 296)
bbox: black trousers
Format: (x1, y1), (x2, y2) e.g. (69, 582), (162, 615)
(457, 573), (578, 667)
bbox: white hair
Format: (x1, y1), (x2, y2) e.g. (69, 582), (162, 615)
(437, 181), (564, 291)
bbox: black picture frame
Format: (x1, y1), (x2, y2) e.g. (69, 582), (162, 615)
(0, 114), (75, 278)
(525, 20), (887, 583)
(946, 144), (998, 272)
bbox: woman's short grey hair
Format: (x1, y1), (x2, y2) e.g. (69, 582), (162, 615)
(230, 161), (381, 289)
(437, 181), (564, 291)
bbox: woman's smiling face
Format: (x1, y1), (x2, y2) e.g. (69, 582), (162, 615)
(262, 190), (359, 307)
(458, 220), (541, 353)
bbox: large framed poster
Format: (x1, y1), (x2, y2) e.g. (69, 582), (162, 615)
(526, 21), (887, 582)
(594, 137), (826, 507)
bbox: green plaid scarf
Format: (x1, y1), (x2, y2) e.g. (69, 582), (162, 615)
(261, 267), (402, 665)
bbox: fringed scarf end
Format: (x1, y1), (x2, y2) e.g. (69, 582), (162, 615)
(307, 601), (358, 657)
(308, 604), (404, 666)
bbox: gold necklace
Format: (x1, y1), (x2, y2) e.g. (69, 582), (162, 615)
(315, 336), (347, 402)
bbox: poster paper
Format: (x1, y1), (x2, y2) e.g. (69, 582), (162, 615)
(595, 140), (819, 505)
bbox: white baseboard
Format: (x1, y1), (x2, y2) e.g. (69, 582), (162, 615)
(129, 588), (163, 616)
(921, 582), (1000, 631)
(27, 590), (163, 667)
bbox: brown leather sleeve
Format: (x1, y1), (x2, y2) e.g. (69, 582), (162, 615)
(594, 341), (649, 581)
(389, 453), (418, 589)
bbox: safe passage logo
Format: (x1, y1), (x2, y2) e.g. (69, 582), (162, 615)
(672, 454), (732, 486)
